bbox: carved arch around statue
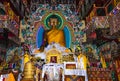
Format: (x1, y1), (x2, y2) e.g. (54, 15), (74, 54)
(34, 11), (74, 48)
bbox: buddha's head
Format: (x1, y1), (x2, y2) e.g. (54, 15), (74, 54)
(50, 18), (58, 28)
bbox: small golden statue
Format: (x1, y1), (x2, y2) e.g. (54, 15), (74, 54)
(21, 49), (35, 81)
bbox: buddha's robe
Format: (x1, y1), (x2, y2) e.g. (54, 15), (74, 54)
(47, 29), (65, 46)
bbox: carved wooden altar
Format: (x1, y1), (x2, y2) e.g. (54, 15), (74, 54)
(45, 47), (62, 63)
(63, 62), (87, 81)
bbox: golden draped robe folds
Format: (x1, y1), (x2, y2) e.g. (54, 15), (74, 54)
(47, 29), (65, 46)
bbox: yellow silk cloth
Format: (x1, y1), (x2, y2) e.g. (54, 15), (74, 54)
(24, 54), (31, 65)
(77, 54), (89, 70)
(5, 73), (15, 81)
(47, 29), (65, 46)
(100, 55), (106, 68)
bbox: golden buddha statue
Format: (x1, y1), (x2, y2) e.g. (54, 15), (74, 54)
(36, 13), (72, 50)
(46, 17), (65, 46)
(21, 50), (35, 81)
(35, 16), (66, 53)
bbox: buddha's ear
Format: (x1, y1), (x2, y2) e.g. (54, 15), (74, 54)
(48, 21), (52, 28)
(57, 22), (60, 29)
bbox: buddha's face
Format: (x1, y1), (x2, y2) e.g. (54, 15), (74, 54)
(50, 18), (58, 27)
